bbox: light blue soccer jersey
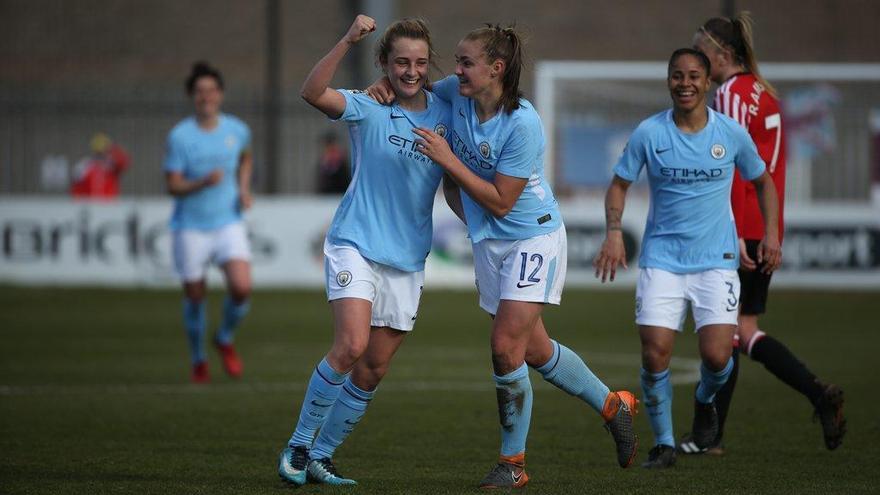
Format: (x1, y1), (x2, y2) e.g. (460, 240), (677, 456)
(164, 114), (251, 231)
(432, 76), (561, 243)
(326, 89), (451, 272)
(613, 108), (766, 273)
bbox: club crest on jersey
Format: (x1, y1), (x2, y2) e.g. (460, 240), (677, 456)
(434, 123), (447, 138)
(479, 141), (491, 159)
(225, 135), (238, 149)
(635, 296), (642, 315)
(336, 271), (352, 287)
(711, 143), (726, 160)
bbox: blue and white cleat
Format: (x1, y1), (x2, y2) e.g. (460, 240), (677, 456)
(278, 446), (310, 486)
(307, 457), (357, 485)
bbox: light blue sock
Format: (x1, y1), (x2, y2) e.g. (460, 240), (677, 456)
(311, 378), (375, 460)
(641, 367), (674, 447)
(495, 363), (533, 457)
(216, 296), (250, 345)
(534, 340), (611, 414)
(695, 357), (734, 404)
(183, 299), (206, 364)
(289, 358), (349, 448)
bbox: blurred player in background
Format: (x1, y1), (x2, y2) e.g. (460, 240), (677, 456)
(163, 62), (253, 384)
(676, 12), (845, 455)
(70, 132), (129, 198)
(374, 24), (639, 488)
(315, 130), (351, 194)
(594, 48), (781, 469)
(276, 15), (450, 486)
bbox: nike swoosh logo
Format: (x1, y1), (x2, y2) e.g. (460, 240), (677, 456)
(516, 282), (536, 288)
(390, 115), (405, 119)
(655, 148), (671, 154)
(459, 108), (466, 118)
(511, 470), (523, 483)
(344, 419), (360, 425)
(310, 399), (334, 407)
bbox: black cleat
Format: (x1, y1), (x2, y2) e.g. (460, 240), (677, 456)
(814, 382), (846, 450)
(691, 400), (719, 450)
(677, 432), (725, 456)
(642, 444), (676, 469)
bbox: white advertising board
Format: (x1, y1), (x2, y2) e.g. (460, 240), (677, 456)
(1, 197), (878, 289)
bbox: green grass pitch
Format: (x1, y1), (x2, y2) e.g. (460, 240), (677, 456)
(1, 287), (877, 494)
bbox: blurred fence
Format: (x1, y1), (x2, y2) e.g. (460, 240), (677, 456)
(0, 92), (332, 196)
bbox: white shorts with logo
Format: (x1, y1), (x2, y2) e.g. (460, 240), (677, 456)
(172, 221), (252, 282)
(323, 240), (424, 331)
(635, 267), (740, 331)
(472, 226), (567, 315)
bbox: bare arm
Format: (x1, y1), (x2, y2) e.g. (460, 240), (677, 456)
(442, 173), (466, 223)
(593, 175), (632, 283)
(751, 171), (782, 273)
(165, 169), (223, 197)
(238, 150), (253, 210)
(412, 127), (525, 218)
(300, 15), (376, 118)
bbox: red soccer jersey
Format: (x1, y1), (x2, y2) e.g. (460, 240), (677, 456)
(714, 73), (786, 242)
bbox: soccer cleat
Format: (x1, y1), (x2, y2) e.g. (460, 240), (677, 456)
(213, 338), (243, 378)
(478, 453), (529, 489)
(677, 432), (725, 456)
(814, 382), (846, 450)
(191, 361), (209, 383)
(602, 390), (639, 468)
(642, 444), (676, 469)
(691, 400), (719, 450)
(307, 457), (357, 485)
(278, 446), (310, 486)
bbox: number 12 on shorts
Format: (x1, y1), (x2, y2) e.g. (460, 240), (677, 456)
(518, 252), (543, 288)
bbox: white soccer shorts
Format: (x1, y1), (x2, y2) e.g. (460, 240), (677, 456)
(323, 240), (424, 331)
(472, 226), (567, 315)
(635, 267), (740, 331)
(172, 222), (252, 282)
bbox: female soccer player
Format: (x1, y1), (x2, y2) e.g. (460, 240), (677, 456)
(676, 12), (844, 455)
(373, 24), (639, 488)
(276, 15), (451, 486)
(164, 62), (253, 384)
(593, 48), (782, 469)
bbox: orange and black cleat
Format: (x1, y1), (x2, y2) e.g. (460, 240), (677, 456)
(603, 390), (639, 468)
(479, 452), (529, 489)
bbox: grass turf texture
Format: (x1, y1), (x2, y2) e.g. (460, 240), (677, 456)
(1, 287), (876, 494)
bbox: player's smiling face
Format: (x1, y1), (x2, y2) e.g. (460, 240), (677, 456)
(667, 54), (710, 113)
(192, 76), (223, 120)
(454, 39), (498, 98)
(383, 37), (430, 103)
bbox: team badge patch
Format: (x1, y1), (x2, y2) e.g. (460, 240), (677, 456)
(336, 270), (352, 287)
(635, 296), (642, 315)
(225, 135), (238, 149)
(711, 143), (726, 159)
(434, 123), (447, 138)
(479, 141), (491, 159)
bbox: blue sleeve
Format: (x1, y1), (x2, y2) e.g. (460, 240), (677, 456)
(163, 131), (185, 173)
(733, 125), (766, 181)
(336, 89), (380, 122)
(496, 122), (538, 179)
(612, 126), (647, 182)
(431, 76), (458, 103)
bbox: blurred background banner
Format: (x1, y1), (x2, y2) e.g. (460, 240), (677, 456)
(2, 197), (877, 288)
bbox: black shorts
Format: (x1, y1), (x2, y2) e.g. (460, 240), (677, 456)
(737, 239), (772, 315)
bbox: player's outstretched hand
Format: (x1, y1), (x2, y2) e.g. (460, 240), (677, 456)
(757, 236), (781, 274)
(345, 15), (376, 45)
(412, 128), (455, 167)
(365, 76), (395, 104)
(593, 232), (628, 283)
(739, 237), (757, 271)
